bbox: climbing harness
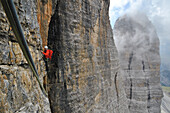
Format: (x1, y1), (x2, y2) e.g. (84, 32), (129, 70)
(0, 0), (48, 96)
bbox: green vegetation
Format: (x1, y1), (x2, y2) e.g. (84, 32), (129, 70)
(162, 86), (170, 93)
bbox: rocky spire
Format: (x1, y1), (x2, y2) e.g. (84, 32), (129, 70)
(114, 12), (163, 113)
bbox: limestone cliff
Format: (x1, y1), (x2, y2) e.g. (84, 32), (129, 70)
(161, 87), (170, 113)
(47, 0), (128, 112)
(161, 92), (170, 113)
(37, 0), (57, 47)
(0, 0), (51, 112)
(0, 0), (129, 113)
(114, 13), (163, 113)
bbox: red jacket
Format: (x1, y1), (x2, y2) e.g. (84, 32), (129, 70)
(43, 50), (50, 59)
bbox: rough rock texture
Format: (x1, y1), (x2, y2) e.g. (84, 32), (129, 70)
(47, 0), (129, 113)
(161, 87), (170, 113)
(37, 0), (52, 47)
(37, 0), (58, 47)
(0, 0), (51, 112)
(0, 0), (130, 112)
(114, 13), (163, 113)
(161, 92), (170, 113)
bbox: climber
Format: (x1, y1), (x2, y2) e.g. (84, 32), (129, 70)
(42, 46), (53, 71)
(42, 46), (49, 71)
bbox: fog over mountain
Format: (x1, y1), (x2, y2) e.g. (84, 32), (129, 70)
(114, 12), (160, 63)
(114, 12), (163, 113)
(109, 0), (170, 68)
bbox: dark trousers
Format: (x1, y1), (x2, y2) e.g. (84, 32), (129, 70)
(43, 58), (48, 91)
(45, 59), (48, 71)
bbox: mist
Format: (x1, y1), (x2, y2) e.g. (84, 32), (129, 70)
(114, 12), (160, 63)
(109, 0), (170, 68)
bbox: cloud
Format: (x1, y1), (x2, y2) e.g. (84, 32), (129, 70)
(110, 0), (131, 8)
(148, 0), (170, 41)
(109, 0), (170, 66)
(109, 0), (134, 27)
(129, 0), (170, 65)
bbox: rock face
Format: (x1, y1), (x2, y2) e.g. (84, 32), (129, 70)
(0, 0), (129, 112)
(0, 0), (51, 112)
(114, 13), (163, 113)
(37, 0), (57, 47)
(161, 86), (170, 113)
(161, 92), (170, 113)
(47, 0), (128, 113)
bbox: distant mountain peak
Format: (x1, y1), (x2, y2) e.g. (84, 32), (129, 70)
(114, 12), (163, 112)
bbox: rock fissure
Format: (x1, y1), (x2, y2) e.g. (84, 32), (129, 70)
(114, 72), (119, 100)
(142, 60), (145, 72)
(128, 52), (133, 70)
(114, 72), (120, 112)
(147, 79), (151, 113)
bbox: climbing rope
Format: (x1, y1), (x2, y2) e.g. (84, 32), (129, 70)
(0, 0), (48, 96)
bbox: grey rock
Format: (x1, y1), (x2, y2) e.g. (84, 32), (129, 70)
(161, 92), (170, 113)
(47, 0), (129, 113)
(0, 0), (130, 113)
(0, 0), (51, 113)
(114, 12), (163, 113)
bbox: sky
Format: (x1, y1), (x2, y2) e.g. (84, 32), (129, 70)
(109, 0), (170, 67)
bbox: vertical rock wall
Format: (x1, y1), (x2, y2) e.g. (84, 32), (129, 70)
(114, 13), (163, 113)
(37, 0), (52, 47)
(37, 0), (57, 47)
(0, 0), (51, 112)
(47, 0), (129, 113)
(0, 0), (130, 112)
